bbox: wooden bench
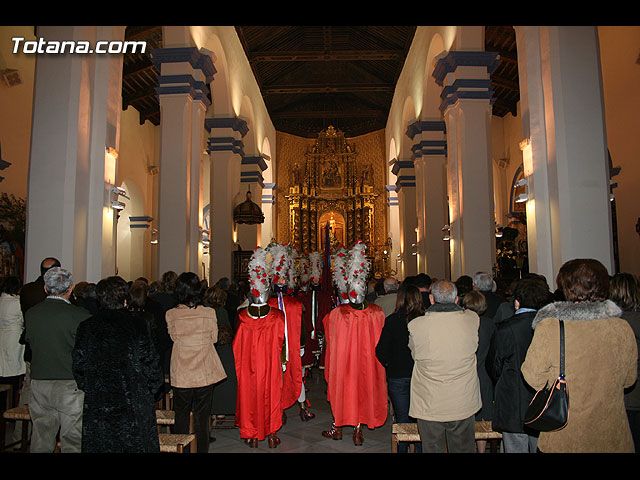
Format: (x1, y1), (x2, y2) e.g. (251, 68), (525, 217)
(1, 404), (31, 452)
(391, 420), (503, 453)
(158, 433), (197, 453)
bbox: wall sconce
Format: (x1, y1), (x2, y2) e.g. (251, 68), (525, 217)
(150, 228), (158, 245)
(112, 186), (130, 200)
(515, 193), (528, 203)
(442, 224), (450, 241)
(495, 223), (503, 238)
(515, 178), (528, 188)
(111, 200), (125, 210)
(609, 193), (615, 202)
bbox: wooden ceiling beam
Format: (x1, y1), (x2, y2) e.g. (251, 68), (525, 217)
(249, 50), (404, 63)
(263, 84), (393, 95)
(271, 109), (385, 119)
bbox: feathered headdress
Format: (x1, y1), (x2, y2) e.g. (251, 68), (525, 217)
(308, 251), (323, 283)
(266, 242), (289, 284)
(299, 252), (310, 287)
(331, 245), (350, 300)
(285, 244), (298, 290)
(248, 246), (271, 299)
(346, 240), (370, 301)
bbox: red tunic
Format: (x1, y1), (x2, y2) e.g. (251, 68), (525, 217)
(268, 295), (303, 409)
(233, 307), (285, 440)
(323, 303), (388, 428)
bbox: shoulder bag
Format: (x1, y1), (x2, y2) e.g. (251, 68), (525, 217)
(523, 320), (569, 431)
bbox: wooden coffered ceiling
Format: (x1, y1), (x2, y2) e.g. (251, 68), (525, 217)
(121, 26), (520, 135)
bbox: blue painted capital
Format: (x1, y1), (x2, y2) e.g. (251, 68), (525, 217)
(150, 47), (217, 83)
(432, 51), (501, 86)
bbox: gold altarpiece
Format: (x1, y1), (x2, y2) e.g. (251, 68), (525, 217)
(278, 126), (392, 278)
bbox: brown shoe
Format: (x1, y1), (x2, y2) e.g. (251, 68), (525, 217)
(268, 433), (281, 448)
(299, 403), (316, 422)
(322, 423), (343, 440)
(353, 423), (363, 446)
(245, 438), (258, 448)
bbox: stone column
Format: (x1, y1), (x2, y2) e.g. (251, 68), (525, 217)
(434, 50), (501, 278)
(150, 46), (215, 276)
(408, 121), (450, 280)
(392, 158), (418, 278)
(515, 26), (614, 282)
(25, 25), (125, 283)
(206, 116), (248, 281)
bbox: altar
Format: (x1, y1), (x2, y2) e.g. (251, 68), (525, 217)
(279, 126), (392, 278)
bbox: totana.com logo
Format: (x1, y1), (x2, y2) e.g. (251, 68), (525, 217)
(12, 37), (147, 54)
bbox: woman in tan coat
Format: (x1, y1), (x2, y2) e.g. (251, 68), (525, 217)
(521, 259), (637, 453)
(166, 272), (226, 453)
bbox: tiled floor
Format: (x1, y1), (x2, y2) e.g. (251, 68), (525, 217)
(207, 366), (396, 454)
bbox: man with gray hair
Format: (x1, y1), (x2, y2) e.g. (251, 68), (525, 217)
(472, 272), (506, 319)
(374, 277), (399, 318)
(24, 267), (91, 453)
(408, 280), (482, 453)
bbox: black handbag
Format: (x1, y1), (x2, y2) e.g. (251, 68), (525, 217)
(523, 320), (569, 431)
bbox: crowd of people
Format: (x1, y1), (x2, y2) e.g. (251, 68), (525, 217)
(0, 248), (639, 454)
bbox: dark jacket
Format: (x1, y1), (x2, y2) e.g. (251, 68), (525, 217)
(19, 276), (48, 362)
(25, 297), (91, 380)
(476, 313), (496, 421)
(375, 306), (414, 379)
(72, 309), (164, 453)
(486, 310), (537, 433)
(480, 290), (508, 319)
(621, 309), (640, 410)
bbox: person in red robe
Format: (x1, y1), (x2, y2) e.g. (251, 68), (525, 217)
(321, 241), (388, 446)
(233, 247), (285, 448)
(267, 243), (315, 422)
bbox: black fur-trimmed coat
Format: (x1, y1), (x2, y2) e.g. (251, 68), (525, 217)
(72, 309), (164, 453)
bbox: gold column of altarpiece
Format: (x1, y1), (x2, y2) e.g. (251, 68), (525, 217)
(282, 126), (392, 278)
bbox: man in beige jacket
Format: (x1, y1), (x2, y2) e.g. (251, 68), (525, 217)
(408, 280), (481, 453)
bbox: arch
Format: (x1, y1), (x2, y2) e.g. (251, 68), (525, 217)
(422, 33), (447, 120)
(200, 32), (233, 116)
(116, 178), (146, 281)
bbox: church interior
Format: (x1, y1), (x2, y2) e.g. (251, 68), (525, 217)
(0, 25), (638, 290)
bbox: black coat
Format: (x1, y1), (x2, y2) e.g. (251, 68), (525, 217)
(72, 309), (164, 453)
(480, 290), (508, 319)
(486, 310), (537, 433)
(375, 307), (414, 379)
(476, 314), (496, 421)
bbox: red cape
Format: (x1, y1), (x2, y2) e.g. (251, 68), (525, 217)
(268, 295), (303, 409)
(233, 307), (285, 440)
(323, 303), (388, 428)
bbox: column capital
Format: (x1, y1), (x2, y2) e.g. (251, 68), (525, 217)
(150, 47), (216, 83)
(432, 50), (501, 86)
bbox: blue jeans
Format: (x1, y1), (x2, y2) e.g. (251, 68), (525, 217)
(388, 377), (421, 453)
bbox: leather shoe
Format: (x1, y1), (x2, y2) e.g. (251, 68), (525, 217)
(353, 423), (363, 446)
(299, 404), (315, 422)
(268, 433), (281, 448)
(322, 423), (342, 440)
(245, 438), (258, 448)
